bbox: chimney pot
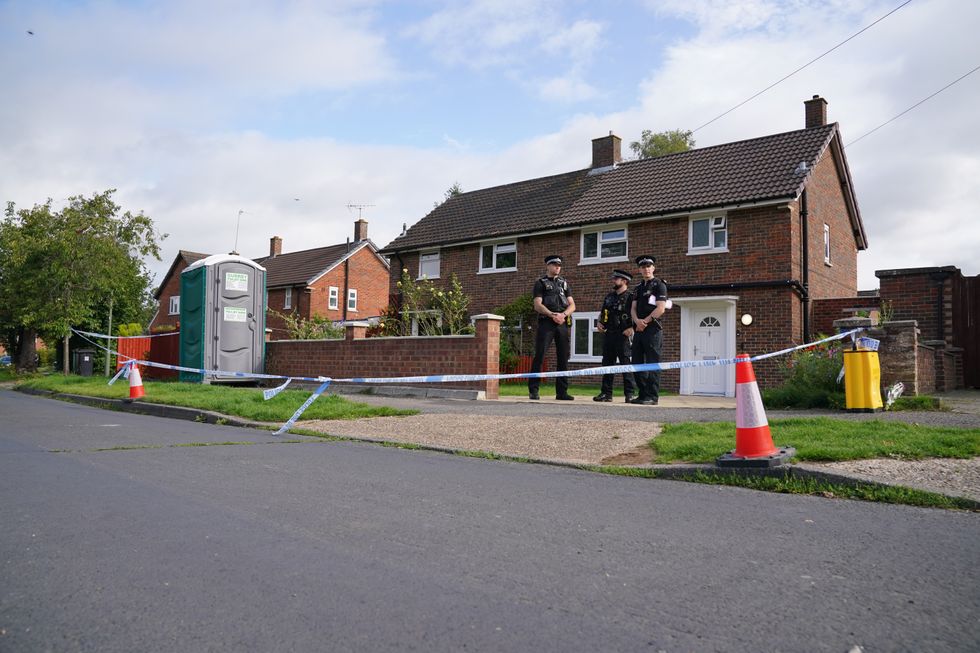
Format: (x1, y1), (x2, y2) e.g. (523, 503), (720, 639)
(591, 133), (622, 169)
(270, 236), (282, 257)
(354, 218), (368, 242)
(804, 95), (828, 128)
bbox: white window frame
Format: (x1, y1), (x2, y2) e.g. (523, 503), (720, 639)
(419, 251), (441, 279)
(688, 214), (728, 255)
(347, 288), (357, 312)
(478, 241), (517, 273)
(283, 288), (292, 309)
(328, 286), (339, 310)
(580, 225), (629, 265)
(168, 295), (180, 315)
(823, 223), (832, 265)
(570, 312), (604, 362)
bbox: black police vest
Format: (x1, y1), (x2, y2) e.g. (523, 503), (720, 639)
(601, 291), (633, 332)
(538, 276), (569, 313)
(634, 278), (666, 320)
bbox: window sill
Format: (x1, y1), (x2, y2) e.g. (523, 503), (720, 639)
(416, 276), (441, 281)
(569, 355), (603, 363)
(686, 248), (729, 256)
(477, 268), (517, 275)
(579, 256), (629, 266)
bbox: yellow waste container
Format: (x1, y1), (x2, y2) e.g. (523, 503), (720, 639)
(843, 349), (883, 412)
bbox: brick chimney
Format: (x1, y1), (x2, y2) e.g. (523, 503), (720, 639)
(354, 218), (368, 242)
(270, 236), (282, 257)
(804, 95), (828, 128)
(591, 132), (622, 169)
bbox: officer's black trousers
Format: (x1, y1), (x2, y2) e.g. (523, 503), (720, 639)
(529, 318), (570, 396)
(631, 327), (663, 400)
(599, 332), (636, 397)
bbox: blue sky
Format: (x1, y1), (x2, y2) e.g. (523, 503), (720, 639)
(2, 0), (978, 291)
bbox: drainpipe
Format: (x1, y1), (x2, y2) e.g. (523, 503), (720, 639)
(929, 269), (953, 342)
(343, 238), (351, 321)
(800, 189), (811, 342)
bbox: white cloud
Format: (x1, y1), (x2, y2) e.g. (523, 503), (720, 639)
(537, 75), (598, 103)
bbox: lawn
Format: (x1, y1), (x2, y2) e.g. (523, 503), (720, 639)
(16, 375), (417, 422)
(654, 417), (980, 463)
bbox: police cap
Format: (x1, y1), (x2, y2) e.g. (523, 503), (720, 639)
(635, 255), (656, 266)
(611, 269), (632, 281)
(545, 255), (563, 265)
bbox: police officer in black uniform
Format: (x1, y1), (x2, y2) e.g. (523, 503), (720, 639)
(630, 255), (668, 405)
(594, 269), (636, 402)
(529, 255), (576, 401)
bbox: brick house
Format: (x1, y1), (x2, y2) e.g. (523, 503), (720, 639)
(149, 250), (209, 332)
(150, 220), (390, 339)
(380, 96), (868, 395)
(256, 219), (390, 339)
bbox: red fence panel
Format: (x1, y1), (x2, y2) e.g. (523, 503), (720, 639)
(116, 334), (180, 379)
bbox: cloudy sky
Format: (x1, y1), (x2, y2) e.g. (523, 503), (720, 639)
(2, 0), (977, 291)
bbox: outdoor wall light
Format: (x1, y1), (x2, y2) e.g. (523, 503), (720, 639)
(740, 313), (754, 326)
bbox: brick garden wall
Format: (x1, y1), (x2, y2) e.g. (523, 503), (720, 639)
(265, 315), (503, 399)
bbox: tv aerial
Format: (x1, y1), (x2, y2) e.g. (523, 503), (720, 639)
(347, 202), (374, 219)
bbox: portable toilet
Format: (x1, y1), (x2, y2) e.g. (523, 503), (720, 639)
(179, 254), (266, 383)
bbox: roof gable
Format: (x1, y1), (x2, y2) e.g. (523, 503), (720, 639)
(153, 250), (209, 299)
(254, 240), (388, 288)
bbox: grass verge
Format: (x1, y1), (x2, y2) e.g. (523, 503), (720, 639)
(654, 417), (980, 463)
(16, 375), (417, 422)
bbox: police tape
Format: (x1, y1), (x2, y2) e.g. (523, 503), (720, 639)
(72, 327), (864, 434)
(73, 328), (179, 339)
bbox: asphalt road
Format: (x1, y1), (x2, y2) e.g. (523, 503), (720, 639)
(2, 390), (979, 652)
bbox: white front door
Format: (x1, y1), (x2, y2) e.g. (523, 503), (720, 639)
(692, 309), (727, 395)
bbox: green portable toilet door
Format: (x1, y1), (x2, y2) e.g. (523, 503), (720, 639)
(179, 265), (207, 382)
(210, 261), (261, 379)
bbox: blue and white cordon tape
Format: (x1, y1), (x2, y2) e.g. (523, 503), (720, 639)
(72, 327), (865, 435)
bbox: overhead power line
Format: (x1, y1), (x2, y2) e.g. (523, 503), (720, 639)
(846, 64), (980, 147)
(691, 0), (912, 134)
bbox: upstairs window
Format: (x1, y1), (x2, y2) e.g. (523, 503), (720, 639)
(689, 215), (727, 253)
(347, 289), (358, 311)
(328, 286), (339, 310)
(283, 288), (292, 309)
(168, 295), (180, 315)
(824, 224), (832, 265)
(479, 241), (517, 273)
(581, 226), (628, 263)
(419, 251), (440, 279)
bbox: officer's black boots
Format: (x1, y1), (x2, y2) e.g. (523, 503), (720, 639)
(593, 393), (612, 402)
(556, 394), (575, 401)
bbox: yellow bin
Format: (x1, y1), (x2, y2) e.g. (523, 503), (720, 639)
(843, 349), (883, 412)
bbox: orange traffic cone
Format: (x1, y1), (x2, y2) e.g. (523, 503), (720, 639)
(127, 363), (145, 401)
(717, 354), (794, 467)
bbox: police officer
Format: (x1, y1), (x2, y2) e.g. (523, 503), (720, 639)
(594, 269), (636, 402)
(630, 255), (668, 405)
(529, 255), (576, 401)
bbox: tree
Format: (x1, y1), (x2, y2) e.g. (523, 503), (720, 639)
(0, 190), (164, 373)
(434, 182), (463, 208)
(629, 129), (695, 159)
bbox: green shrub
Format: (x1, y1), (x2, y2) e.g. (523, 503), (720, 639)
(762, 338), (844, 409)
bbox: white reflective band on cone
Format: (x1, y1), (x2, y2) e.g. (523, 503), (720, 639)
(736, 383), (768, 429)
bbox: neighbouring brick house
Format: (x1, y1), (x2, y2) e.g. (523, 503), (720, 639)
(380, 96), (868, 395)
(150, 220), (390, 339)
(149, 250), (209, 332)
(256, 219), (390, 339)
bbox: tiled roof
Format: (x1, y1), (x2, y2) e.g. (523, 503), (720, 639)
(560, 124), (837, 225)
(254, 241), (385, 288)
(382, 124), (842, 252)
(381, 169), (598, 252)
